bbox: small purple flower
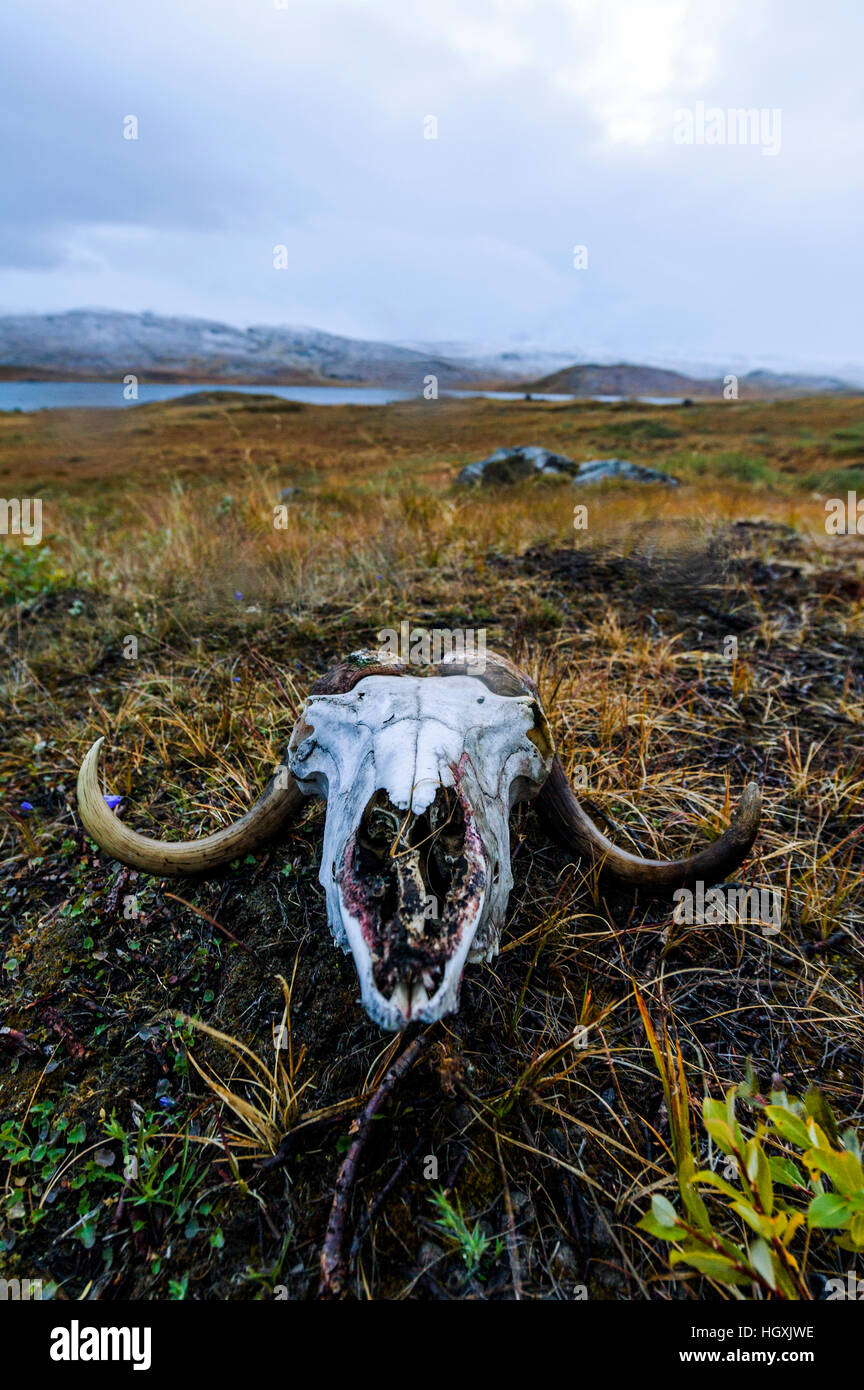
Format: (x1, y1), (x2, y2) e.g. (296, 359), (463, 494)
(20, 801), (34, 813)
(234, 590), (243, 602)
(233, 676), (241, 683)
(103, 795), (123, 811)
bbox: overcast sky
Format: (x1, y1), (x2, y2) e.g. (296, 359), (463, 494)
(1, 0), (861, 375)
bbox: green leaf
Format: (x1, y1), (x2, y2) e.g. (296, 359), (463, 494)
(737, 1059), (758, 1100)
(679, 1155), (711, 1233)
(731, 1202), (775, 1240)
(703, 1118), (736, 1156)
(703, 1098), (728, 1126)
(752, 1141), (773, 1215)
(804, 1087), (840, 1145)
(749, 1237), (777, 1289)
(637, 1211), (681, 1241)
(651, 1193), (679, 1228)
(670, 1249), (750, 1284)
(765, 1105), (810, 1149)
(78, 1222), (97, 1249)
(849, 1213), (864, 1248)
(692, 1168), (741, 1201)
(803, 1147), (864, 1198)
(808, 1193), (851, 1229)
(768, 1156), (805, 1188)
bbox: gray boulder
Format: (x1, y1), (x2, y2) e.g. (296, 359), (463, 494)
(573, 457), (679, 486)
(457, 445), (579, 486)
(457, 446), (678, 488)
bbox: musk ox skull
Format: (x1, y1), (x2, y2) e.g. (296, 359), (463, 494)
(76, 650), (762, 1031)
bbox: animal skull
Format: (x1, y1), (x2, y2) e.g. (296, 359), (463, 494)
(76, 650), (762, 1031)
(287, 672), (552, 1029)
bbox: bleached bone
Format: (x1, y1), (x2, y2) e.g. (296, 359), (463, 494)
(287, 674), (550, 1029)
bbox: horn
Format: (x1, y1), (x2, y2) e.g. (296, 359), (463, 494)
(76, 737), (306, 876)
(450, 650), (762, 890)
(537, 758), (761, 891)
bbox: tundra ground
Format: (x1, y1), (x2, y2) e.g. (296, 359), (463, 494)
(1, 392), (863, 1300)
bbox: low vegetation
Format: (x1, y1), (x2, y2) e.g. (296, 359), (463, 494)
(1, 391), (863, 1298)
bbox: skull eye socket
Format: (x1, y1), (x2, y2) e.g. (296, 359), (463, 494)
(358, 796), (401, 861)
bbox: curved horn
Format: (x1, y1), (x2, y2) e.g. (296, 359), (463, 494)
(77, 737), (307, 876)
(538, 759), (761, 891)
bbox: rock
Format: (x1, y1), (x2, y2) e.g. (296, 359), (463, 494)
(457, 445), (580, 486)
(456, 446), (679, 487)
(572, 457), (679, 486)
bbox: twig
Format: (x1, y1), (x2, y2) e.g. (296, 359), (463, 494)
(349, 1137), (424, 1263)
(318, 1029), (431, 1299)
(164, 892), (266, 969)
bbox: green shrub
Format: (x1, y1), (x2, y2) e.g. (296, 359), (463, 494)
(0, 544), (71, 604)
(635, 991), (863, 1298)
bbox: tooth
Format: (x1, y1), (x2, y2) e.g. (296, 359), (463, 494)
(391, 981), (410, 1016)
(411, 979), (430, 1014)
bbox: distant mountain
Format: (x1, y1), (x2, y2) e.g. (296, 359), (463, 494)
(395, 338), (582, 381)
(0, 310), (489, 388)
(0, 310), (857, 397)
(528, 361), (857, 399)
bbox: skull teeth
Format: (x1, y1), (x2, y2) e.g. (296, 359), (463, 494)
(411, 979), (430, 1013)
(388, 976), (433, 1020)
(390, 981), (411, 1017)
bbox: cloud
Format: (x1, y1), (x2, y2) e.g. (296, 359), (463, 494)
(0, 0), (861, 373)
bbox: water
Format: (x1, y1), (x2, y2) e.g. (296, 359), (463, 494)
(0, 381), (684, 412)
(0, 382), (418, 411)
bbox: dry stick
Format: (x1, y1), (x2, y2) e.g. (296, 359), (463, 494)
(494, 1126), (524, 1301)
(348, 1137), (424, 1264)
(164, 892), (266, 970)
(318, 1029), (431, 1299)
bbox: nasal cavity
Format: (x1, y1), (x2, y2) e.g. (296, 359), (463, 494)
(353, 785), (469, 913)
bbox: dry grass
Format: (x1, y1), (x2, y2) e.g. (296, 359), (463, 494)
(1, 391), (863, 1299)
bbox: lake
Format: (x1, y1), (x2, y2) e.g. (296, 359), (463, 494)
(0, 382), (684, 412)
